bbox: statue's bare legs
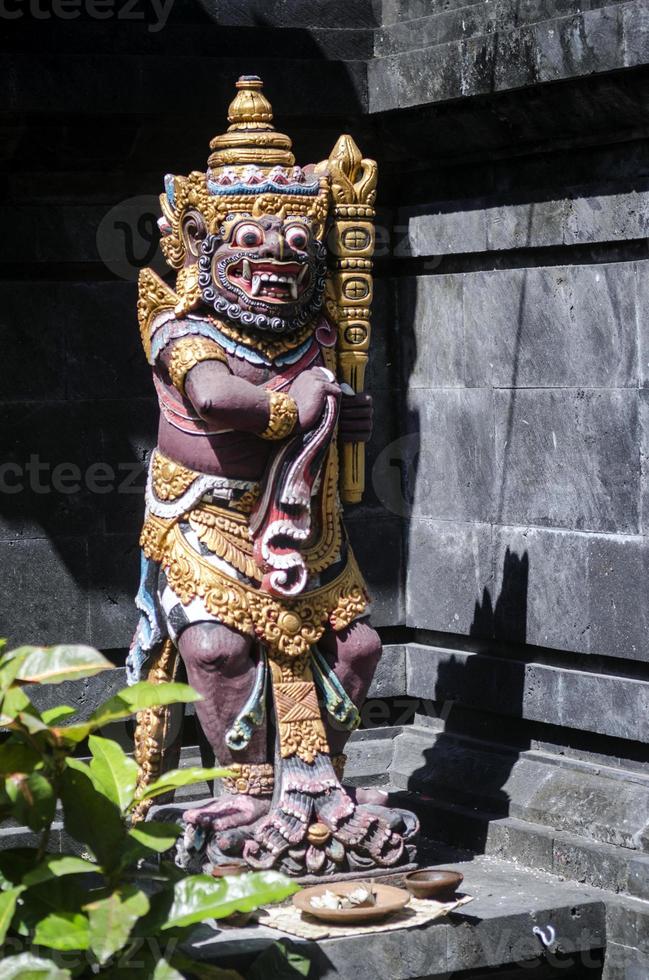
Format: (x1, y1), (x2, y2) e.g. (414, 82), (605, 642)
(317, 617), (382, 755)
(179, 622), (271, 831)
(179, 617), (383, 834)
(241, 617), (404, 871)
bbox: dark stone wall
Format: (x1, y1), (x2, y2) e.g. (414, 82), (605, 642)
(362, 8), (649, 970)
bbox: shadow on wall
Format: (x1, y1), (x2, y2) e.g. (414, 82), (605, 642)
(408, 548), (531, 853)
(394, 256), (533, 849)
(472, 547), (529, 644)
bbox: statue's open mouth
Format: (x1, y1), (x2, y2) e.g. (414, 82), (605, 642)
(226, 259), (310, 304)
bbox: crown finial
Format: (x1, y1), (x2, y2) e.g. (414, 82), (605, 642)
(227, 75), (274, 129)
(208, 75), (294, 172)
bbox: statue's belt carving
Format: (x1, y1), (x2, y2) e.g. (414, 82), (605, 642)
(150, 451), (261, 513)
(140, 512), (369, 660)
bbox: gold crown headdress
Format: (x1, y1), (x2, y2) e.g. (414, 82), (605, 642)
(158, 75), (331, 270)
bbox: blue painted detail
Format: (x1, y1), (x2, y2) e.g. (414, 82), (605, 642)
(312, 648), (362, 731)
(207, 324), (270, 366)
(150, 317), (313, 369)
(150, 319), (230, 364)
(225, 649), (268, 751)
(207, 179), (320, 197)
(164, 173), (175, 207)
(126, 551), (164, 685)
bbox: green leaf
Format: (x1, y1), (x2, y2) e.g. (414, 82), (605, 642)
(5, 770), (55, 833)
(0, 885), (24, 944)
(151, 962), (184, 980)
(65, 757), (93, 778)
(0, 848), (39, 886)
(162, 871), (300, 930)
(0, 953), (72, 979)
(0, 685), (35, 726)
(60, 767), (126, 869)
(0, 687), (51, 740)
(12, 876), (87, 939)
(0, 739), (41, 776)
(41, 705), (76, 725)
(85, 885), (150, 965)
(96, 679), (201, 717)
(127, 821), (182, 853)
(33, 909), (90, 951)
(9, 645), (113, 684)
(22, 855), (98, 887)
(88, 735), (138, 813)
(137, 767), (231, 803)
(0, 656), (29, 696)
(57, 681), (200, 743)
(118, 822), (182, 870)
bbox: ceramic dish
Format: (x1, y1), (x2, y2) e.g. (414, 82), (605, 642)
(404, 869), (464, 900)
(293, 882), (410, 924)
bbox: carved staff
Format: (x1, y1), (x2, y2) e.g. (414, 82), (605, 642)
(321, 136), (377, 505)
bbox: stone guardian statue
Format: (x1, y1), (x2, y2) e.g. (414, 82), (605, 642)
(128, 76), (418, 877)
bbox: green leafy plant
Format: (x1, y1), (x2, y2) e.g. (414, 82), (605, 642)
(0, 641), (300, 978)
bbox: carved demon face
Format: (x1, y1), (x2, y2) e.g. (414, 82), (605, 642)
(196, 212), (327, 334)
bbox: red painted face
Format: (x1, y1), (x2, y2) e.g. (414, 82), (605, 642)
(197, 211), (327, 333)
(215, 214), (313, 311)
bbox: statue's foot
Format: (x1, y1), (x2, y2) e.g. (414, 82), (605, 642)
(316, 786), (404, 865)
(245, 788), (314, 861)
(184, 793), (271, 831)
(243, 754), (413, 874)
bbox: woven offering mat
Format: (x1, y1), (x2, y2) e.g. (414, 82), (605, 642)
(258, 893), (474, 940)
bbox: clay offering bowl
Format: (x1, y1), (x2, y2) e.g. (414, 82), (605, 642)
(404, 868), (464, 901)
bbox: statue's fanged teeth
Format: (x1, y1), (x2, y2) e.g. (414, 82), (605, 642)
(251, 273), (262, 296)
(297, 265), (308, 284)
(242, 258), (252, 281)
(289, 280), (298, 300)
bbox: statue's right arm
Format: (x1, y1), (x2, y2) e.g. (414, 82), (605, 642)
(184, 359), (274, 434)
(159, 342), (341, 436)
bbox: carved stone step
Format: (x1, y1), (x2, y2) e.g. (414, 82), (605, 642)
(368, 0), (649, 113)
(390, 725), (649, 855)
(376, 0), (631, 56)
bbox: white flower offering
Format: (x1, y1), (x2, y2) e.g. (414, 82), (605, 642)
(309, 883), (377, 911)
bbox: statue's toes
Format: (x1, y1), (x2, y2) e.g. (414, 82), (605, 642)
(315, 789), (355, 829)
(333, 809), (377, 847)
(243, 839), (277, 869)
(273, 810), (307, 845)
(282, 790), (312, 826)
(256, 824), (290, 856)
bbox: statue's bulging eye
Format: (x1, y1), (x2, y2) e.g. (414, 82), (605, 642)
(234, 222), (263, 248)
(286, 226), (308, 251)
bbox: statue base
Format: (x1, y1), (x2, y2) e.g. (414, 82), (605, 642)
(151, 787), (419, 881)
